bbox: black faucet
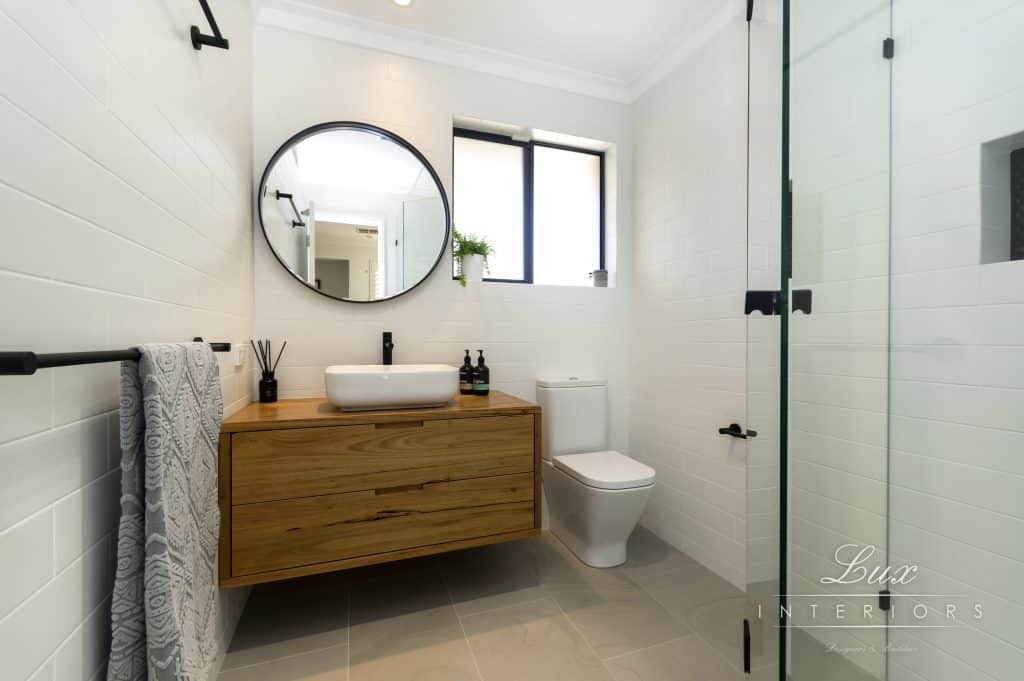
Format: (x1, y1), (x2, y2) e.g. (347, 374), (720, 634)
(382, 331), (394, 365)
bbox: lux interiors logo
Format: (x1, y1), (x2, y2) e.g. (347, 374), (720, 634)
(768, 544), (984, 630)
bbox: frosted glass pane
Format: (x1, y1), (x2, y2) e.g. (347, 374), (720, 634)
(453, 137), (524, 280)
(533, 146), (601, 286)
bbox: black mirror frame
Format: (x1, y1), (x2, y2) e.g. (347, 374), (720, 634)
(257, 121), (452, 304)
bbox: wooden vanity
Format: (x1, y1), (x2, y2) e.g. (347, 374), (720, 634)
(217, 392), (541, 586)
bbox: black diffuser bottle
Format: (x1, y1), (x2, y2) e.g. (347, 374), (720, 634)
(473, 350), (490, 396)
(459, 350), (474, 395)
(252, 339), (286, 403)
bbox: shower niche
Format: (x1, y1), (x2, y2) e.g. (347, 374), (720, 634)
(980, 132), (1024, 263)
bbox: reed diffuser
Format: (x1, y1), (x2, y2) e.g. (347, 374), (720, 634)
(252, 339), (287, 403)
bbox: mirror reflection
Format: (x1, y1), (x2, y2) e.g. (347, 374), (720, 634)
(259, 124), (449, 302)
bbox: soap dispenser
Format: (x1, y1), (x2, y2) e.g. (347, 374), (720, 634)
(473, 350), (490, 396)
(459, 350), (474, 395)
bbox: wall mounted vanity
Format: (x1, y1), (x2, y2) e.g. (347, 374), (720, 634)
(217, 392), (541, 587)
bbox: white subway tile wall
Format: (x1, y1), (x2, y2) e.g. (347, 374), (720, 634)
(0, 1), (254, 679)
(251, 26), (634, 453)
(631, 16), (751, 589)
(887, 1), (1024, 679)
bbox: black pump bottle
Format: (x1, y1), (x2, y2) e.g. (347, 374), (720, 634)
(459, 350), (474, 395)
(473, 350), (490, 396)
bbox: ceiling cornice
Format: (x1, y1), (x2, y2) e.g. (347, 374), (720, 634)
(628, 2), (743, 101)
(254, 0), (745, 104)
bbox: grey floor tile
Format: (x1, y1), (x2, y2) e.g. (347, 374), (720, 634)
(440, 540), (548, 617)
(613, 527), (705, 585)
(221, 531), (770, 681)
(550, 574), (689, 660)
(219, 644), (349, 681)
(461, 597), (614, 681)
(344, 555), (442, 586)
(639, 560), (745, 627)
(689, 597), (778, 672)
(223, 575), (349, 671)
(604, 635), (776, 681)
(522, 533), (592, 589)
(349, 633), (479, 681)
(349, 564), (451, 625)
(790, 628), (880, 681)
(349, 567), (479, 681)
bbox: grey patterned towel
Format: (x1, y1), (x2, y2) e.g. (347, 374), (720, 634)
(107, 343), (223, 681)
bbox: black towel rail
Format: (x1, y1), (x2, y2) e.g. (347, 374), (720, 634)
(0, 338), (231, 376)
(191, 0), (230, 51)
(274, 191), (306, 228)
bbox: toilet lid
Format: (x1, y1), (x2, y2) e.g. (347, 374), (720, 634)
(553, 451), (656, 490)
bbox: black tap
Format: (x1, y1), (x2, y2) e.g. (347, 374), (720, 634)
(382, 331), (394, 365)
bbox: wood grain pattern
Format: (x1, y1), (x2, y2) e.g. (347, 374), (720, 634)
(231, 414), (534, 504)
(231, 472), (534, 575)
(221, 391), (539, 433)
(534, 412), (543, 530)
(218, 391), (543, 587)
(217, 433), (232, 583)
(219, 527), (540, 587)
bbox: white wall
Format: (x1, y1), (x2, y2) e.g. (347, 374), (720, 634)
(630, 12), (751, 589)
(252, 26), (633, 451)
(887, 1), (1024, 679)
(0, 1), (254, 680)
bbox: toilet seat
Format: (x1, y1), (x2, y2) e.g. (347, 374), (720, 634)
(552, 450), (656, 490)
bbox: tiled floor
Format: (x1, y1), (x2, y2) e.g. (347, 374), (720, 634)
(219, 529), (779, 681)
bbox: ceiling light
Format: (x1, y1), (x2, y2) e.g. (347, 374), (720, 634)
(392, 0), (413, 6)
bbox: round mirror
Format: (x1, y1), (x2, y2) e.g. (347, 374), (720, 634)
(258, 122), (450, 303)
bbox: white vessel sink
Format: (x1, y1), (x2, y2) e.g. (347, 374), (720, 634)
(325, 364), (459, 411)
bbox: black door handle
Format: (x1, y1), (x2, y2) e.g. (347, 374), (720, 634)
(718, 423), (757, 439)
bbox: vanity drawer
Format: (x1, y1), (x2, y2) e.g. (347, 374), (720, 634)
(231, 414), (534, 504)
(231, 472), (534, 575)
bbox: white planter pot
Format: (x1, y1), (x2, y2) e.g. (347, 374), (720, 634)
(462, 254), (485, 284)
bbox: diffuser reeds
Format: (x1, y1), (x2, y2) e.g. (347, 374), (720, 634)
(251, 339), (286, 379)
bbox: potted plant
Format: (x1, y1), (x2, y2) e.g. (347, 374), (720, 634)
(453, 229), (494, 287)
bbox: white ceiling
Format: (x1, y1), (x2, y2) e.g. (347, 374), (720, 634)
(255, 0), (743, 102)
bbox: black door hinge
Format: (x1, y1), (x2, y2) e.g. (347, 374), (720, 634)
(792, 289), (812, 314)
(745, 290), (813, 316)
(743, 619), (752, 673)
(879, 590), (892, 611)
(883, 38), (895, 59)
(745, 290), (783, 316)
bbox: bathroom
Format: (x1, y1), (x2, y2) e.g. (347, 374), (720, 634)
(1, 0), (1022, 680)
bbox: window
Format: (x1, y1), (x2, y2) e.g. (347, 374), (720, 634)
(453, 128), (605, 285)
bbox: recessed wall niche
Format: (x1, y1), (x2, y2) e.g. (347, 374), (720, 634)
(1012, 147), (1023, 261)
(980, 132), (1024, 264)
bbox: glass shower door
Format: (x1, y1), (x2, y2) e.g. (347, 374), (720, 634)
(786, 0), (893, 679)
(744, 1), (783, 679)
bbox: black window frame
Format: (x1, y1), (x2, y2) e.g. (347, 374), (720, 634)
(453, 127), (606, 284)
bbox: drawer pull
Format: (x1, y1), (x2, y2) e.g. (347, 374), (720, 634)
(374, 483), (426, 495)
(374, 421), (425, 430)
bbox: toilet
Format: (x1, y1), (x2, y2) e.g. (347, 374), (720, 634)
(536, 377), (655, 568)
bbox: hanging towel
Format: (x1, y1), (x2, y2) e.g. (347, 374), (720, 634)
(107, 343), (223, 681)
